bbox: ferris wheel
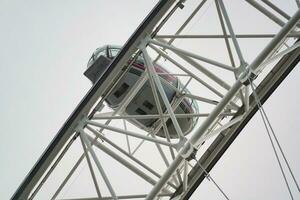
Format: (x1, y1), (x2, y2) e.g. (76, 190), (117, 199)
(12, 0), (300, 199)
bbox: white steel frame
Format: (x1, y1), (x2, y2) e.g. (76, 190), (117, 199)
(12, 0), (300, 200)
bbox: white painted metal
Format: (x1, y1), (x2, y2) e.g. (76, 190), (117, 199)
(142, 46), (185, 139)
(182, 161), (188, 193)
(80, 130), (118, 200)
(85, 125), (174, 186)
(150, 39), (235, 73)
(149, 44), (225, 98)
(260, 41), (300, 69)
(86, 120), (175, 147)
(145, 8), (300, 199)
(200, 115), (244, 143)
(79, 134), (102, 198)
(156, 33), (300, 39)
(84, 131), (174, 193)
(13, 1), (300, 199)
(218, 0), (247, 66)
(93, 113), (234, 120)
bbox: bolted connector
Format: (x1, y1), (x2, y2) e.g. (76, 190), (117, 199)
(239, 67), (258, 86)
(179, 139), (198, 161)
(75, 116), (88, 132)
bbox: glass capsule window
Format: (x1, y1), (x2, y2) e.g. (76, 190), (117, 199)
(109, 48), (120, 58)
(94, 48), (107, 59)
(87, 47), (107, 68)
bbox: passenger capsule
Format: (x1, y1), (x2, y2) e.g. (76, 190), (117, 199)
(84, 45), (199, 138)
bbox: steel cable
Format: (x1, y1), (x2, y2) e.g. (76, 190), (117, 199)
(249, 79), (298, 199)
(192, 157), (230, 200)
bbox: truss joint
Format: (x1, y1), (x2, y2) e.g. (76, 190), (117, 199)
(176, 139), (198, 161)
(75, 116), (88, 132)
(239, 67), (258, 86)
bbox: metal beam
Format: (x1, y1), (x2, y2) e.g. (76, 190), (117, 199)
(173, 38), (300, 200)
(11, 1), (177, 199)
(85, 133), (174, 193)
(155, 33), (300, 39)
(146, 8), (300, 199)
(59, 193), (172, 200)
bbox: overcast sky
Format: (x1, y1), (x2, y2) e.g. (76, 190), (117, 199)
(0, 0), (299, 199)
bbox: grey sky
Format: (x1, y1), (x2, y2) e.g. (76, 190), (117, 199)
(0, 0), (299, 199)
